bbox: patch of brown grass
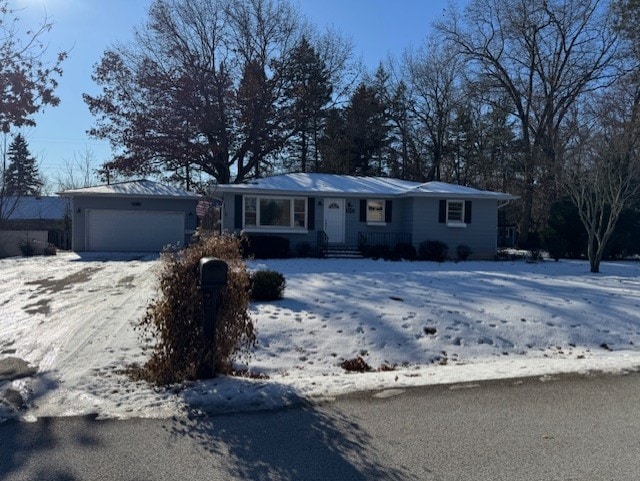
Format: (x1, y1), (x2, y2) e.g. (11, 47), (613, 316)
(341, 356), (372, 372)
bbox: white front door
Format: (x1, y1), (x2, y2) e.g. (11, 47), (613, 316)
(324, 198), (345, 244)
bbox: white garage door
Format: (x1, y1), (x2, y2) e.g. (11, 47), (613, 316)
(86, 209), (185, 252)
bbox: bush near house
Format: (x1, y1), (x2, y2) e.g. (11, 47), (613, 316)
(418, 240), (448, 262)
(250, 270), (286, 301)
(361, 243), (391, 260)
(43, 244), (57, 256)
(456, 244), (472, 261)
(139, 233), (255, 384)
(295, 242), (312, 258)
(393, 242), (417, 261)
(19, 239), (35, 257)
(243, 235), (290, 259)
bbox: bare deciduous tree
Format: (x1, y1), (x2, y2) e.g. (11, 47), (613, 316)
(438, 0), (620, 244)
(564, 83), (640, 273)
(406, 35), (464, 182)
(55, 147), (100, 191)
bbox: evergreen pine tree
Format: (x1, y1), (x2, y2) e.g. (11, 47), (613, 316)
(343, 83), (389, 176)
(5, 134), (43, 196)
(280, 37), (333, 173)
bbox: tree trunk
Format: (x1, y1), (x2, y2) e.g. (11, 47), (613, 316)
(587, 231), (601, 273)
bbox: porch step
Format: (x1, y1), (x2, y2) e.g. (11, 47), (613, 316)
(324, 246), (363, 259)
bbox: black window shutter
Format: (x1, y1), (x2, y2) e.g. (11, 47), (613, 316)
(385, 200), (393, 223)
(438, 200), (446, 223)
(234, 195), (243, 229)
(464, 200), (472, 224)
(308, 197), (315, 230)
(360, 199), (366, 222)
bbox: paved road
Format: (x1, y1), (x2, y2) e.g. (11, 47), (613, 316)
(1, 372), (639, 480)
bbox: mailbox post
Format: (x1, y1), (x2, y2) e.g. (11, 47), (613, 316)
(199, 258), (228, 349)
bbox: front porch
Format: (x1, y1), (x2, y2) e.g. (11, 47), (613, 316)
(317, 230), (412, 258)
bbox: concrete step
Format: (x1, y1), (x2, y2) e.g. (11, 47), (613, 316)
(324, 247), (363, 259)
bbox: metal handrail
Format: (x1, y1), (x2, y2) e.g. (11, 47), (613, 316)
(317, 230), (329, 257)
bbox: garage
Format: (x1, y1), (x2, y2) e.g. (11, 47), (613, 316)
(86, 210), (185, 252)
(60, 179), (201, 253)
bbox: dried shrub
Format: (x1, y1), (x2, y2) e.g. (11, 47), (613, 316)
(43, 244), (57, 256)
(139, 233), (255, 384)
(340, 356), (372, 372)
(250, 270), (285, 301)
(378, 363), (397, 372)
(19, 239), (35, 257)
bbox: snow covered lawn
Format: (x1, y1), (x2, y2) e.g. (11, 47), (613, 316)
(1, 252), (640, 422)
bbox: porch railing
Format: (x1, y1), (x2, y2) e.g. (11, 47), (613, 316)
(316, 230), (329, 257)
(358, 231), (412, 250)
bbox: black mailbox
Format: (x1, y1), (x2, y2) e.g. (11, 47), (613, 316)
(199, 257), (228, 288)
(199, 258), (228, 364)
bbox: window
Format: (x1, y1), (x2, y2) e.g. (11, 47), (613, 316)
(244, 197), (257, 227)
(243, 196), (307, 230)
(367, 199), (385, 223)
(439, 199), (471, 226)
(447, 200), (464, 223)
(293, 198), (306, 227)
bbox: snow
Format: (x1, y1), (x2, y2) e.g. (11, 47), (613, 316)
(1, 253), (640, 422)
(218, 173), (422, 195)
(215, 173), (517, 199)
(58, 179), (201, 199)
(3, 196), (69, 220)
(412, 181), (519, 199)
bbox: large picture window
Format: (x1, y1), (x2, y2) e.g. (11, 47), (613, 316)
(244, 196), (307, 230)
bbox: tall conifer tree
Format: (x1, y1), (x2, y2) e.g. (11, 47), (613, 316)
(5, 134), (42, 196)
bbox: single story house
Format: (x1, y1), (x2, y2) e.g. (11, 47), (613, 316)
(0, 196), (70, 257)
(215, 173), (518, 259)
(59, 180), (201, 252)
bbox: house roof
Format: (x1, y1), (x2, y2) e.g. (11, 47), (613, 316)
(2, 196), (70, 220)
(215, 173), (518, 200)
(411, 181), (519, 200)
(216, 173), (422, 196)
(58, 179), (202, 200)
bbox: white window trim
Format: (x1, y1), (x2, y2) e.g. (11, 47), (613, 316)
(446, 199), (467, 228)
(366, 199), (387, 226)
(243, 195), (308, 232)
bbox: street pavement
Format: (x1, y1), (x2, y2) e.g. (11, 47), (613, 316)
(1, 371), (639, 480)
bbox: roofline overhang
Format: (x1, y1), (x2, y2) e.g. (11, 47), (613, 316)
(57, 191), (202, 200)
(404, 192), (520, 201)
(214, 186), (400, 198)
(216, 186), (519, 201)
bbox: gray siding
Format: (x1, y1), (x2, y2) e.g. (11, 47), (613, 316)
(71, 196), (198, 251)
(345, 197), (410, 247)
(410, 198), (498, 259)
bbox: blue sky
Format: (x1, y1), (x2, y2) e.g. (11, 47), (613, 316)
(10, 0), (452, 189)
